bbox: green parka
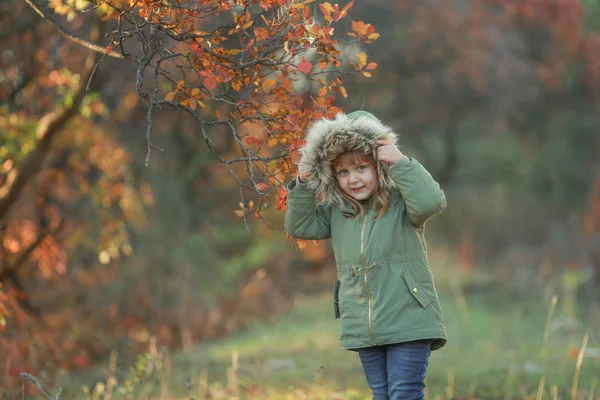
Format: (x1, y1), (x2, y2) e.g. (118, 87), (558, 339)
(284, 111), (448, 351)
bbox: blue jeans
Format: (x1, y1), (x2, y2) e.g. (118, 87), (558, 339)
(358, 340), (432, 400)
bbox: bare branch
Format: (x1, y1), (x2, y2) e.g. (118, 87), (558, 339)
(20, 373), (62, 400)
(23, 0), (132, 61)
(61, 0), (106, 13)
(85, 52), (108, 91)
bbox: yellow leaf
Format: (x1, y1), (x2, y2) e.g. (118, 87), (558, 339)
(362, 71), (372, 77)
(197, 99), (206, 108)
(267, 138), (278, 147)
(357, 52), (367, 68)
(243, 20), (253, 29)
(191, 88), (200, 96)
(262, 79), (277, 91)
(319, 2), (334, 14)
(165, 92), (176, 101)
(291, 3), (304, 9)
(229, 49), (241, 55)
(367, 33), (380, 40)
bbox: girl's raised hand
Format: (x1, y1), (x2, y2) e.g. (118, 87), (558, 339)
(297, 161), (311, 183)
(376, 139), (405, 165)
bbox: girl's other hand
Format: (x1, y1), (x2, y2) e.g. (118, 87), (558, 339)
(376, 139), (405, 165)
(298, 161), (311, 182)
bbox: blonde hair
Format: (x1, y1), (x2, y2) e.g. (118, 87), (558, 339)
(332, 151), (389, 219)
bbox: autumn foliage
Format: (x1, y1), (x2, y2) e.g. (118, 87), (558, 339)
(1, 0), (600, 394)
(84, 0), (379, 222)
(1, 0), (380, 391)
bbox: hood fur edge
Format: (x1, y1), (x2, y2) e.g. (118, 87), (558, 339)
(299, 112), (399, 210)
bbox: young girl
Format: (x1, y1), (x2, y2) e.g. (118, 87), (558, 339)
(284, 111), (447, 400)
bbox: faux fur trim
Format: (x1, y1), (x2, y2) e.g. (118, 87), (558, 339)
(299, 111), (398, 210)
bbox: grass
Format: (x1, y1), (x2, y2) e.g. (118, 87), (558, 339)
(43, 284), (600, 400)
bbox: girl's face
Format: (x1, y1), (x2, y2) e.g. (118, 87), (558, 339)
(333, 151), (377, 201)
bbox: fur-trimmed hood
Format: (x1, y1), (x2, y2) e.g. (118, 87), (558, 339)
(299, 111), (399, 210)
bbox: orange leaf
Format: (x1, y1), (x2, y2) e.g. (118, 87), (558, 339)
(328, 106), (343, 116)
(245, 137), (261, 145)
(164, 92), (176, 101)
(351, 20), (365, 35)
(366, 62), (377, 70)
(262, 79), (277, 91)
(319, 3), (332, 19)
(106, 45), (113, 54)
(341, 1), (354, 13)
(339, 86), (348, 98)
(203, 75), (218, 90)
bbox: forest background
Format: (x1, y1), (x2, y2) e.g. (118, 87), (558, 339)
(1, 0), (600, 398)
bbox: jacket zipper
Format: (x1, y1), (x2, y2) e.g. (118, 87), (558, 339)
(361, 214), (377, 346)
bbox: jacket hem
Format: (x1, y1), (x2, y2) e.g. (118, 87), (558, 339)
(339, 328), (447, 352)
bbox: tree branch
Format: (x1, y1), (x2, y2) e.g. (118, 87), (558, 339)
(0, 219), (65, 283)
(0, 23), (101, 222)
(20, 373), (62, 400)
(22, 0), (132, 61)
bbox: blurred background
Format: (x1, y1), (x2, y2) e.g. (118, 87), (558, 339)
(1, 0), (599, 398)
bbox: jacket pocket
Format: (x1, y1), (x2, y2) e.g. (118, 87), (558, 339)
(333, 280), (341, 319)
(403, 270), (431, 308)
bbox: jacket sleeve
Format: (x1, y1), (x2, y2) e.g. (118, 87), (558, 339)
(389, 157), (447, 227)
(284, 177), (332, 240)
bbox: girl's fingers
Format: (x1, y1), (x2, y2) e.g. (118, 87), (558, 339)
(376, 139), (389, 146)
